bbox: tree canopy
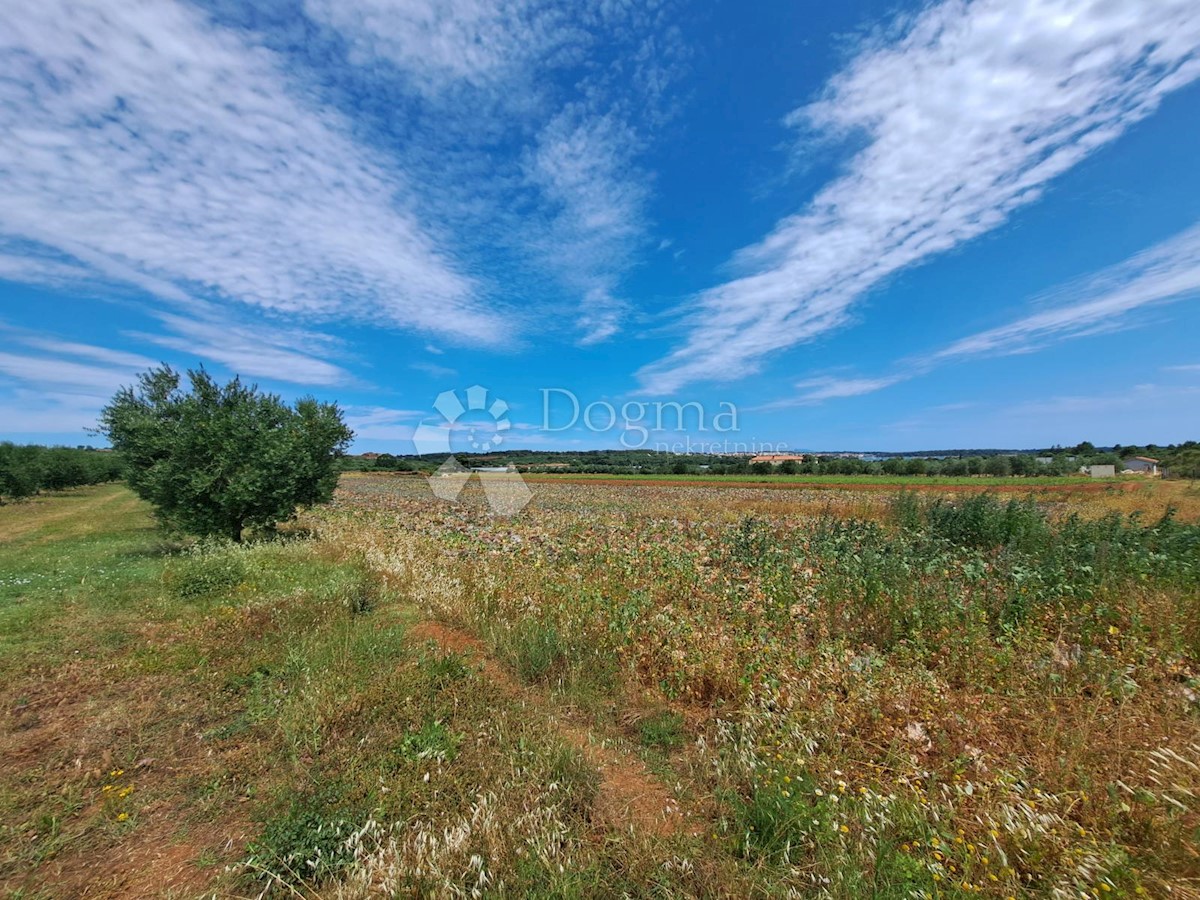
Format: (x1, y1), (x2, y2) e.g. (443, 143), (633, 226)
(98, 366), (352, 540)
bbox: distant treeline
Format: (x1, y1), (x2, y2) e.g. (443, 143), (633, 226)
(0, 443), (125, 501)
(341, 443), (1199, 478)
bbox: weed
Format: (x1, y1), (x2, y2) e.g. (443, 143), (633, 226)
(163, 542), (247, 598)
(498, 619), (567, 682)
(397, 720), (462, 763)
(637, 710), (685, 750)
(243, 792), (362, 890)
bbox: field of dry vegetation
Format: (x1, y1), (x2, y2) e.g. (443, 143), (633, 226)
(2, 474), (1198, 898)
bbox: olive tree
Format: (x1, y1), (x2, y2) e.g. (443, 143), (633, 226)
(98, 366), (352, 540)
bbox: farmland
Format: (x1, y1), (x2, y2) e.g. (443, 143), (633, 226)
(2, 475), (1199, 897)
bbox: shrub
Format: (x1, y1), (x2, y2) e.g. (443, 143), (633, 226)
(98, 365), (352, 540)
(164, 544), (248, 598)
(243, 793), (359, 889)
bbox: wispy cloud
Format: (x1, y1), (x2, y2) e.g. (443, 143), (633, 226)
(881, 384), (1200, 447)
(410, 361), (459, 379)
(19, 338), (157, 371)
(0, 0), (504, 345)
(753, 374), (905, 410)
(0, 351), (136, 395)
(0, 337), (161, 436)
(304, 0), (685, 345)
(525, 108), (650, 345)
(758, 219), (1200, 408)
(639, 0), (1200, 392)
(932, 223), (1200, 361)
(303, 0), (585, 97)
(128, 311), (352, 387)
(343, 405), (423, 442)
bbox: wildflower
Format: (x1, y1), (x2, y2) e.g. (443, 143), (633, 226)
(116, 812), (129, 822)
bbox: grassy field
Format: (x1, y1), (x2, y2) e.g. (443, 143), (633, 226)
(2, 476), (1199, 897)
(523, 473), (1097, 486)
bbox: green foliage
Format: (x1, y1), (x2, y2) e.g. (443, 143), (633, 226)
(98, 365), (352, 540)
(397, 720), (462, 763)
(244, 792), (359, 889)
(499, 619), (568, 682)
(0, 442), (123, 502)
(1165, 448), (1200, 479)
(637, 710), (685, 750)
(922, 493), (1049, 552)
(418, 648), (471, 688)
(164, 543), (248, 598)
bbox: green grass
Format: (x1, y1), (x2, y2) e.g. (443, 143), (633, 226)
(7, 480), (1199, 897)
(0, 485), (716, 897)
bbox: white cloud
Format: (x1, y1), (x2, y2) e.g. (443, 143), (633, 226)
(525, 109), (650, 345)
(754, 218), (1200, 409)
(19, 338), (157, 371)
(1165, 363), (1200, 372)
(639, 0), (1200, 392)
(303, 0), (585, 97)
(343, 405), (423, 442)
(0, 338), (157, 438)
(410, 361), (459, 379)
(932, 223), (1200, 360)
(128, 311), (352, 387)
(304, 0), (682, 345)
(0, 0), (505, 345)
(0, 351), (136, 395)
(754, 374), (906, 409)
(0, 390), (112, 437)
(880, 384), (1200, 447)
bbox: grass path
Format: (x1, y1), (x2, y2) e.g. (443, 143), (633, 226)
(0, 485), (707, 897)
(407, 621), (694, 837)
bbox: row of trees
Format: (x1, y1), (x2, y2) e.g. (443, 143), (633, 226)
(353, 451), (1131, 478)
(0, 443), (126, 501)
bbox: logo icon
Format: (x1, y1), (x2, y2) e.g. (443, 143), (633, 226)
(412, 385), (532, 515)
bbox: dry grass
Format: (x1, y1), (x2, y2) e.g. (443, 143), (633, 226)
(2, 476), (1198, 898)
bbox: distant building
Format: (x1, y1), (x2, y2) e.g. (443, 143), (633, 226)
(749, 453), (806, 464)
(359, 452), (381, 460)
(1034, 456), (1053, 465)
(1122, 456), (1160, 475)
(1084, 464), (1116, 478)
(472, 465), (516, 473)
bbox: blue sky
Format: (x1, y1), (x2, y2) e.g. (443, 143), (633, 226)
(2, 0), (1199, 453)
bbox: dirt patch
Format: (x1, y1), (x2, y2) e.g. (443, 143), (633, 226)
(35, 814), (250, 900)
(407, 620), (694, 837)
(0, 664), (253, 898)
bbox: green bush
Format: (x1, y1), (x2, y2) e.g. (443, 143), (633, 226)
(164, 545), (248, 598)
(243, 794), (359, 889)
